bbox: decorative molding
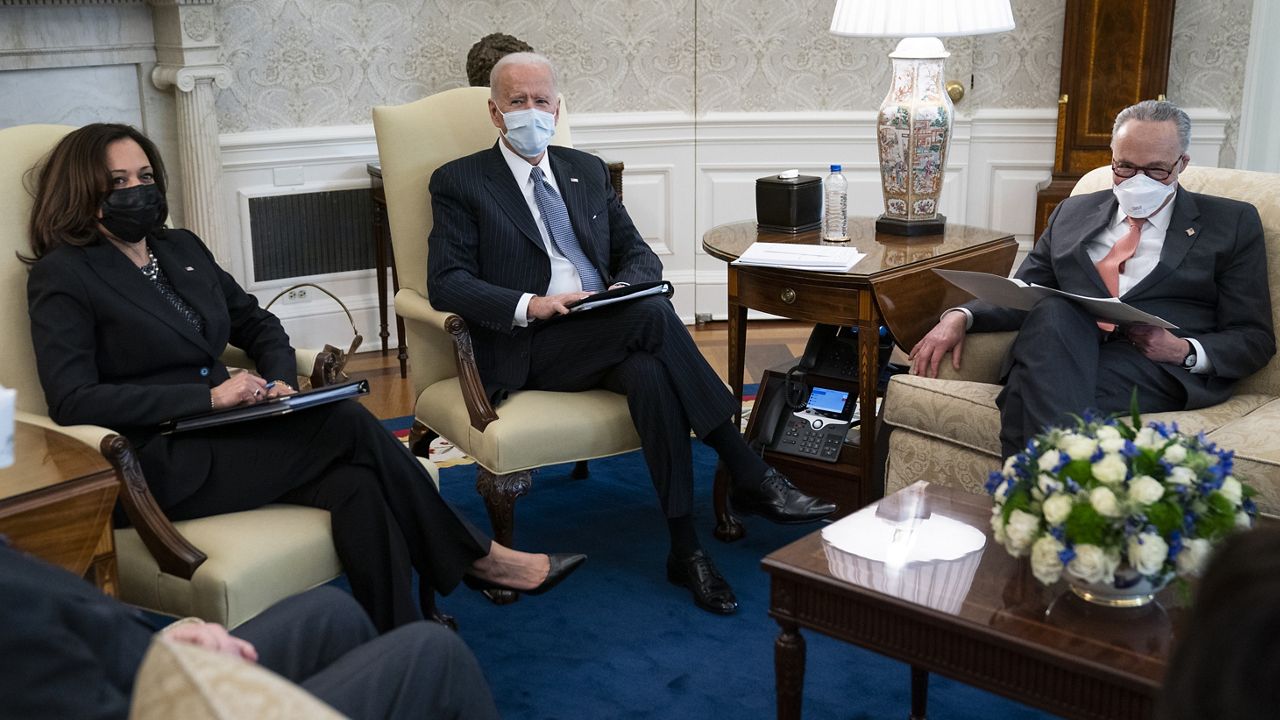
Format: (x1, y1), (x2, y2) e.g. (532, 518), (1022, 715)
(151, 62), (230, 92)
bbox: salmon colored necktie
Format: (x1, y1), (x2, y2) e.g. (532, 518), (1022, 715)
(1095, 216), (1143, 332)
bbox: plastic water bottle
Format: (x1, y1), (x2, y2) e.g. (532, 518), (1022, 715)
(823, 164), (849, 242)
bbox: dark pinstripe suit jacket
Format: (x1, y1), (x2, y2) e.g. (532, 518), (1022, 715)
(427, 144), (663, 398)
(968, 187), (1274, 409)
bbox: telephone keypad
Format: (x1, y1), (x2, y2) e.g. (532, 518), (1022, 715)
(776, 415), (847, 463)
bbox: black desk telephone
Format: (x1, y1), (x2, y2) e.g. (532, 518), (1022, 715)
(751, 324), (899, 463)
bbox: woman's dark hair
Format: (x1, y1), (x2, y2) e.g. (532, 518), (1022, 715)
(23, 123), (168, 263)
(1158, 527), (1280, 720)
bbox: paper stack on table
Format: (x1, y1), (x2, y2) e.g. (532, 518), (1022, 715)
(732, 242), (866, 272)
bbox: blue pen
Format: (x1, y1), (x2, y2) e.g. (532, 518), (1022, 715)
(263, 381), (276, 392)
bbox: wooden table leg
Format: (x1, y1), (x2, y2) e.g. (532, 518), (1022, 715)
(372, 203), (391, 357)
(389, 243), (408, 379)
(910, 665), (929, 720)
(728, 299), (747, 426)
(775, 622), (806, 720)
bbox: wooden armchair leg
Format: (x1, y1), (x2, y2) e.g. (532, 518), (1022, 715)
(712, 462), (745, 542)
(475, 467), (533, 605)
(408, 419), (436, 457)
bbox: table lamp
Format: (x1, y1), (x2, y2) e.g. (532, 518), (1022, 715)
(830, 0), (1015, 236)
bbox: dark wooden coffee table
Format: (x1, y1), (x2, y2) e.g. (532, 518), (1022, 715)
(763, 482), (1191, 720)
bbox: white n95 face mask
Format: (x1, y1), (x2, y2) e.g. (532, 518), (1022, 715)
(1113, 173), (1176, 219)
(501, 108), (556, 158)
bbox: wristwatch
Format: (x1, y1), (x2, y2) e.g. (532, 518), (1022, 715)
(1181, 344), (1197, 370)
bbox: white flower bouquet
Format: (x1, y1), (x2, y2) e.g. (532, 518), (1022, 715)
(987, 409), (1256, 590)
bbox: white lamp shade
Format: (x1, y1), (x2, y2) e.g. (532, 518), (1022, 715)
(830, 0), (1015, 38)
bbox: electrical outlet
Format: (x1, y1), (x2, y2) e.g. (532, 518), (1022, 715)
(286, 288), (308, 301)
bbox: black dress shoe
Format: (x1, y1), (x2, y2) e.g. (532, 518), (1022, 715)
(730, 468), (837, 524)
(666, 549), (738, 615)
(463, 553), (587, 596)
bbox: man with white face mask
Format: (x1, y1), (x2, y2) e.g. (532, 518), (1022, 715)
(908, 100), (1274, 457)
(428, 53), (836, 615)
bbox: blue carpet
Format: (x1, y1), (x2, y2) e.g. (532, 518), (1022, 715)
(432, 443), (1062, 720)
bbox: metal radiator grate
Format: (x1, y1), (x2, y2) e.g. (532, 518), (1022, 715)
(249, 189), (375, 281)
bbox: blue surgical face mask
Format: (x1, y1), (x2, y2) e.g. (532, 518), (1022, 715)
(501, 108), (557, 158)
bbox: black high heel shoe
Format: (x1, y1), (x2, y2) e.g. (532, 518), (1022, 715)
(463, 553), (587, 596)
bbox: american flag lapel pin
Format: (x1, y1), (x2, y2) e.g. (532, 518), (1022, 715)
(185, 266), (195, 271)
(1185, 228), (1195, 237)
(569, 177), (579, 183)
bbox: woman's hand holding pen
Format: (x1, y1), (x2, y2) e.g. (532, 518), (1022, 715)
(211, 372), (270, 409)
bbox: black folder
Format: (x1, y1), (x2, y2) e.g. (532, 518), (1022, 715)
(160, 378), (370, 434)
(565, 280), (674, 313)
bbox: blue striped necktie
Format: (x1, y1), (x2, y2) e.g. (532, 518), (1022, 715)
(530, 166), (604, 292)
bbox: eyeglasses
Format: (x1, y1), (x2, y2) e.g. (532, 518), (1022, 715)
(1111, 157), (1184, 182)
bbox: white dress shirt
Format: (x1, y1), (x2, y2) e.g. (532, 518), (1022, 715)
(497, 141), (583, 328)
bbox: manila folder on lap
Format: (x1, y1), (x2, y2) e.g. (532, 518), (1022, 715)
(934, 269), (1178, 329)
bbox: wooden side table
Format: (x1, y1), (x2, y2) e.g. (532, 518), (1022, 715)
(702, 219), (1017, 537)
(0, 422), (119, 596)
(368, 162), (408, 378)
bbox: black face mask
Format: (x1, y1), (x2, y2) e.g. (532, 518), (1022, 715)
(100, 183), (167, 244)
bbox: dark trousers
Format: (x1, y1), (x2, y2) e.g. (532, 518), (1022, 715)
(996, 296), (1186, 456)
(235, 586), (500, 720)
(525, 296), (738, 518)
(158, 400), (490, 632)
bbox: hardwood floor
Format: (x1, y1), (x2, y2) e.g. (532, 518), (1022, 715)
(344, 320), (815, 420)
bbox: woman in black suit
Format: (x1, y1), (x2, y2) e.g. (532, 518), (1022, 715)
(24, 123), (583, 632)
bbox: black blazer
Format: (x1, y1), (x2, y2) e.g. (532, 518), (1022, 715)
(969, 188), (1275, 408)
(0, 543), (155, 719)
(27, 229), (296, 508)
(427, 144), (663, 399)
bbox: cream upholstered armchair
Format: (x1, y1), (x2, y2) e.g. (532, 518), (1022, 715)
(373, 88), (642, 601)
(0, 124), (352, 628)
(882, 165), (1280, 514)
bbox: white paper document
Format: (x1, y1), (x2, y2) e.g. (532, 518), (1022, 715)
(934, 269), (1178, 329)
(732, 242), (866, 273)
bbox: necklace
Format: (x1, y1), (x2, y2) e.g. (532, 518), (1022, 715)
(140, 248), (159, 282)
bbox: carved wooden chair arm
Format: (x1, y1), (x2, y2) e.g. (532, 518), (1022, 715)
(443, 313), (499, 432)
(14, 412), (206, 579)
(393, 289), (500, 432)
(101, 434), (206, 578)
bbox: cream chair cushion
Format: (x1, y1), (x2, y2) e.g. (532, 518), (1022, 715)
(116, 459), (438, 628)
(116, 506), (341, 628)
(416, 382), (640, 473)
(130, 636), (345, 720)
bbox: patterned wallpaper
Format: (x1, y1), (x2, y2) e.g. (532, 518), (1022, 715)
(213, 0), (1252, 162)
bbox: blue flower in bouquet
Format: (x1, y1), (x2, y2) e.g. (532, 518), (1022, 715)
(987, 409), (1255, 588)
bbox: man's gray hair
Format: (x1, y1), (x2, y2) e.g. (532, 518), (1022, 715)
(489, 52), (559, 100)
(1113, 100), (1192, 154)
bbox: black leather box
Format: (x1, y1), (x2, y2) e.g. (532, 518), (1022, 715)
(756, 172), (822, 233)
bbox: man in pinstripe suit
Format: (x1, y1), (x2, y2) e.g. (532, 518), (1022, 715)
(427, 53), (836, 615)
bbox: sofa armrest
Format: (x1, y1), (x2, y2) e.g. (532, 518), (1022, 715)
(15, 411), (207, 579)
(934, 331), (1016, 384)
(395, 289), (499, 432)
